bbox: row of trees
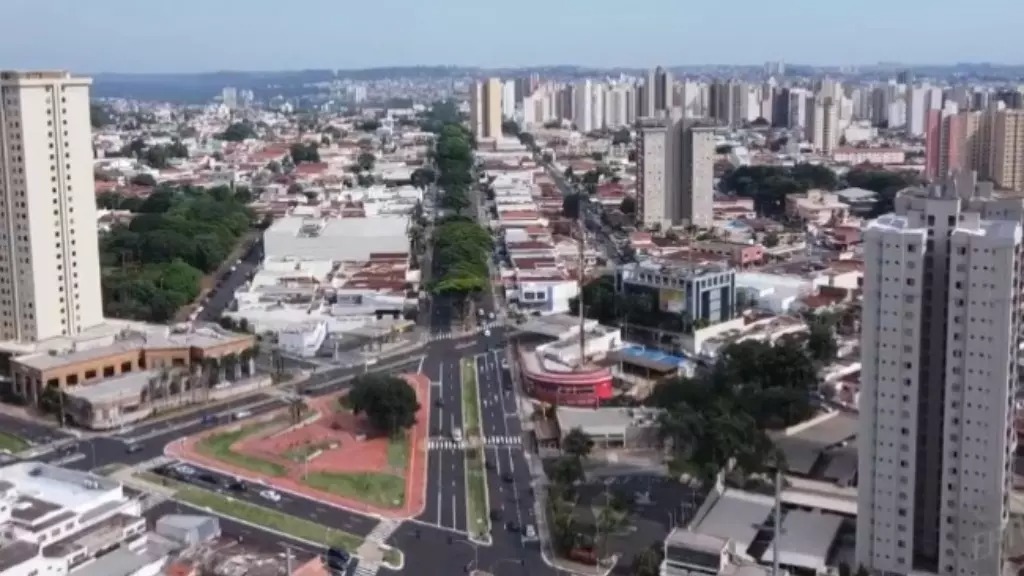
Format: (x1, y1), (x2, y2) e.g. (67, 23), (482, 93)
(101, 185), (254, 322)
(718, 163), (922, 218)
(429, 121), (493, 318)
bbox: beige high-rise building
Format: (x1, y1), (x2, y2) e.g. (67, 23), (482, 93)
(0, 71), (104, 343)
(469, 78), (502, 140)
(991, 109), (1024, 191)
(636, 115), (714, 229)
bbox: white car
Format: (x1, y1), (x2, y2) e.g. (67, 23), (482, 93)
(484, 329), (491, 337)
(259, 489), (281, 502)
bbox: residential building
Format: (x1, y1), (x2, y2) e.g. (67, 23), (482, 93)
(573, 80), (593, 133)
(991, 109), (1024, 191)
(857, 172), (1023, 576)
(636, 117), (715, 229)
(0, 461), (149, 576)
(469, 78), (502, 140)
(0, 71), (105, 343)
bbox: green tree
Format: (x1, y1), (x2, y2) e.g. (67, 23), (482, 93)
(501, 119), (520, 136)
(619, 196), (637, 215)
(356, 119), (382, 132)
(90, 104), (114, 129)
(290, 143), (320, 164)
(346, 374), (421, 437)
(806, 316), (839, 364)
(611, 128), (632, 146)
(130, 173), (157, 187)
(764, 231), (780, 247)
(217, 122), (257, 142)
(562, 427), (594, 461)
(631, 543), (664, 576)
(357, 152), (376, 172)
(410, 167), (436, 189)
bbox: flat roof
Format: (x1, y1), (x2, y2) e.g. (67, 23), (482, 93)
(693, 489), (774, 555)
(556, 407), (661, 438)
(2, 462), (119, 511)
(17, 324), (250, 372)
(0, 541), (38, 572)
(773, 412), (858, 476)
(759, 510), (843, 572)
(64, 369), (160, 404)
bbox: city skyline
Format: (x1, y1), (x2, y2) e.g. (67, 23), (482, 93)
(4, 0), (1022, 73)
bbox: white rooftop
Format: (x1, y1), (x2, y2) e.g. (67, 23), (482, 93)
(2, 462), (119, 510)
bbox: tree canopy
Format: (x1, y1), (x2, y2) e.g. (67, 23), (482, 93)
(290, 143), (320, 164)
(650, 339), (818, 483)
(429, 121), (491, 314)
(216, 121), (257, 142)
(346, 374), (420, 437)
(101, 184), (253, 323)
(90, 104), (115, 129)
(717, 163), (839, 217)
(418, 100), (461, 133)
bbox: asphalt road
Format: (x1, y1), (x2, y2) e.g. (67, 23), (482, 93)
(152, 462), (378, 537)
(421, 350), (467, 533)
(0, 413), (71, 445)
(197, 236), (264, 322)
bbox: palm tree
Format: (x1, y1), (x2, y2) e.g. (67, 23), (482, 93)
(238, 348), (252, 377)
(562, 428), (594, 461)
(206, 357), (221, 388)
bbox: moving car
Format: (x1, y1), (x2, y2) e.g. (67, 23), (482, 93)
(259, 489), (281, 502)
(125, 443), (143, 454)
(523, 524), (538, 541)
(483, 329), (491, 337)
(451, 428), (463, 442)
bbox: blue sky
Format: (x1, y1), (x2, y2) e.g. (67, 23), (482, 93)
(5, 0), (1020, 73)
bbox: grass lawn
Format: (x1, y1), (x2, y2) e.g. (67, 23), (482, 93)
(464, 448), (490, 540)
(460, 358), (481, 439)
(173, 483), (364, 551)
(0, 431), (28, 453)
(302, 471), (405, 509)
(196, 419), (288, 477)
(283, 441), (336, 462)
(386, 434), (409, 472)
(382, 548), (402, 568)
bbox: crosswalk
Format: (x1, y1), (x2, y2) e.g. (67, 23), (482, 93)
(429, 320), (504, 342)
(350, 519), (403, 576)
(427, 435), (522, 450)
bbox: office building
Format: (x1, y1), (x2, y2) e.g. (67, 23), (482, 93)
(469, 78), (502, 140)
(0, 71), (105, 344)
(617, 261), (736, 331)
(857, 173), (1023, 576)
(636, 116), (714, 229)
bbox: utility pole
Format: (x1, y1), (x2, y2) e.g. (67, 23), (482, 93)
(279, 543), (296, 575)
(577, 203), (587, 365)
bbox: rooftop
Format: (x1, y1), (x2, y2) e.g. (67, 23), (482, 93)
(555, 406), (661, 437)
(2, 461), (120, 511)
(692, 489), (774, 555)
(63, 369), (165, 404)
(772, 412), (858, 476)
(759, 509), (844, 572)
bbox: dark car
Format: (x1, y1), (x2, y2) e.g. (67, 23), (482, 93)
(504, 521), (519, 533)
(226, 480), (247, 492)
(485, 459), (496, 471)
(197, 473), (218, 485)
(501, 473), (514, 483)
(489, 509), (502, 522)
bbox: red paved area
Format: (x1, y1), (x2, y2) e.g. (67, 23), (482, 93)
(167, 374), (430, 519)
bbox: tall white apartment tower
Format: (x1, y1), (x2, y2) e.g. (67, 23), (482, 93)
(857, 172), (1022, 576)
(469, 78), (502, 140)
(0, 71), (105, 342)
(573, 80), (593, 133)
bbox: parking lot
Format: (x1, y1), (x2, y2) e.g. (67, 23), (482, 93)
(574, 473), (705, 574)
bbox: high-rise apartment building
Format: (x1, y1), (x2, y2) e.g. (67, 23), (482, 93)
(0, 71), (105, 343)
(857, 172), (1022, 576)
(640, 67), (671, 118)
(469, 78), (502, 140)
(991, 109), (1024, 191)
(573, 80), (593, 133)
(636, 116), (714, 229)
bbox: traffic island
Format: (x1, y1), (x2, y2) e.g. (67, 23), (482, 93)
(461, 357), (491, 544)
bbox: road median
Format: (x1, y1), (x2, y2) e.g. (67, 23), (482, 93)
(460, 357), (490, 543)
(136, 471), (365, 552)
